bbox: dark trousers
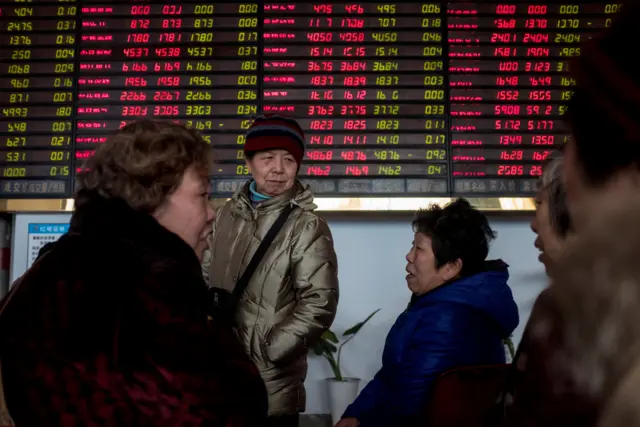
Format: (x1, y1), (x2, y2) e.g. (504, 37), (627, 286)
(265, 414), (299, 427)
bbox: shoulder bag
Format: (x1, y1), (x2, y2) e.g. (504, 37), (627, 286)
(209, 204), (296, 322)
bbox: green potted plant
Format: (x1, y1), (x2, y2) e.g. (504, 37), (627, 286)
(504, 336), (516, 361)
(312, 309), (380, 425)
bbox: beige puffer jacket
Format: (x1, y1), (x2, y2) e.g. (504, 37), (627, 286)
(201, 180), (339, 416)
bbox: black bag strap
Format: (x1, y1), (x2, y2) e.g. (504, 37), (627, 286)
(230, 203), (296, 305)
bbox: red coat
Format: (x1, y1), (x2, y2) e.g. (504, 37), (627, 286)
(0, 193), (268, 426)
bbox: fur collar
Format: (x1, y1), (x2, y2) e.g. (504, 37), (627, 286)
(69, 191), (201, 273)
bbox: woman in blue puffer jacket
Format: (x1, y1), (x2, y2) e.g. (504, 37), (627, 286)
(336, 198), (519, 427)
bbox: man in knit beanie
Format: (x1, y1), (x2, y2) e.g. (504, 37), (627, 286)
(245, 115), (306, 167)
(202, 114), (339, 427)
(242, 114), (307, 204)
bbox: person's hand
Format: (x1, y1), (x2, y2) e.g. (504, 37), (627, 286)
(335, 417), (359, 427)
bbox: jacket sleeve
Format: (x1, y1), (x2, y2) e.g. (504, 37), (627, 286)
(264, 216), (339, 364)
(201, 238), (212, 284)
(201, 205), (223, 284)
(385, 303), (478, 417)
(341, 371), (385, 420)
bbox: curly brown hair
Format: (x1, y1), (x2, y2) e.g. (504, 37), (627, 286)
(75, 120), (211, 212)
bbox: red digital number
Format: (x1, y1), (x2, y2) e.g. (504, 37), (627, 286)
(344, 119), (366, 130)
(306, 166), (331, 176)
(499, 135), (522, 145)
(309, 135), (334, 145)
(310, 120), (334, 130)
(500, 150), (524, 160)
(306, 150), (333, 161)
(531, 135), (555, 145)
(498, 165), (523, 176)
(120, 91), (146, 101)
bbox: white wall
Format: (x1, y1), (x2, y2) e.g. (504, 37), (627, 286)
(9, 213), (547, 414)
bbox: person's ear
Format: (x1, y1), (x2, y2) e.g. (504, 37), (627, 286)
(442, 258), (463, 281)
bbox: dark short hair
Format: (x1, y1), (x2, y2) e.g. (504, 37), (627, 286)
(412, 198), (496, 275)
(75, 120), (211, 212)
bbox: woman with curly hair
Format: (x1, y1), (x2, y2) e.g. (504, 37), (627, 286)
(0, 120), (267, 426)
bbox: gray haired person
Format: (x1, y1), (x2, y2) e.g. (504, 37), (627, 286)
(501, 151), (581, 427)
(532, 153), (572, 274)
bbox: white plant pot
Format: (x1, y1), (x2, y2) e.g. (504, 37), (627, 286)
(326, 377), (360, 426)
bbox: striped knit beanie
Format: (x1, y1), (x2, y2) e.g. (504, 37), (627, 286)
(567, 0), (640, 184)
(244, 115), (306, 166)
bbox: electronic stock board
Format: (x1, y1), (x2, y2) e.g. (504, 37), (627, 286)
(0, 1), (622, 210)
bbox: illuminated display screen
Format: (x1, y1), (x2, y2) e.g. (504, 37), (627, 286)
(0, 1), (621, 199)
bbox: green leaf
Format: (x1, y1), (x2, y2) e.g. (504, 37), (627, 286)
(343, 309), (380, 336)
(311, 344), (325, 356)
(319, 340), (338, 354)
(503, 336), (516, 359)
(311, 335), (339, 356)
(322, 329), (339, 343)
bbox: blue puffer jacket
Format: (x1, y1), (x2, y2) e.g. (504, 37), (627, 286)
(342, 260), (519, 427)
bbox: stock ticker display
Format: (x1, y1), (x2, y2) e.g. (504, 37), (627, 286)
(0, 2), (623, 199)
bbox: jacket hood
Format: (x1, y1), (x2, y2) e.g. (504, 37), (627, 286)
(413, 259), (519, 337)
(232, 179), (317, 218)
